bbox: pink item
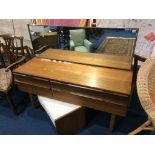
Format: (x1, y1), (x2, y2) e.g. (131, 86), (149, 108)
(53, 19), (81, 26)
(144, 32), (155, 41)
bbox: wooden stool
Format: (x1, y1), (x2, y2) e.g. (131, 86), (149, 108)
(38, 96), (86, 134)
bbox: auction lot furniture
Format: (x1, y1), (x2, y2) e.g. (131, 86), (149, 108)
(38, 95), (86, 134)
(40, 31), (58, 49)
(13, 49), (133, 132)
(69, 29), (93, 52)
(0, 42), (26, 115)
(0, 34), (34, 66)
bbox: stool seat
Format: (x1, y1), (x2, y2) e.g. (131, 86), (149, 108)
(38, 96), (81, 127)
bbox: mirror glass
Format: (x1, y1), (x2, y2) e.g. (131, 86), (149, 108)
(28, 25), (138, 54)
(28, 24), (138, 69)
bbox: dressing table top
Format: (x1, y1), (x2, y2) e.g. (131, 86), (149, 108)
(14, 57), (132, 95)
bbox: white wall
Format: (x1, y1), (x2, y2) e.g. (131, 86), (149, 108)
(0, 19), (32, 46)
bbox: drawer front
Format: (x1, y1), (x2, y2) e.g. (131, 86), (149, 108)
(51, 80), (129, 107)
(17, 82), (53, 98)
(15, 74), (51, 89)
(51, 81), (101, 96)
(52, 89), (128, 116)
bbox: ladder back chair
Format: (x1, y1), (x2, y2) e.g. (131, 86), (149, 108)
(0, 42), (26, 115)
(0, 34), (34, 66)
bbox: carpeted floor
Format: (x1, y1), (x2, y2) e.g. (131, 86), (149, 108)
(0, 87), (154, 135)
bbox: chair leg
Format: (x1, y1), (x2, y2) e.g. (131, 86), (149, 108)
(28, 93), (36, 108)
(128, 119), (152, 135)
(5, 92), (18, 115)
(109, 114), (116, 132)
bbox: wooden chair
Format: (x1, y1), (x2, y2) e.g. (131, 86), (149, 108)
(132, 54), (147, 86)
(0, 42), (26, 115)
(129, 56), (155, 135)
(0, 34), (34, 66)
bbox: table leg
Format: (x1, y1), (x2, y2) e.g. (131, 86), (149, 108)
(28, 93), (36, 108)
(109, 114), (116, 132)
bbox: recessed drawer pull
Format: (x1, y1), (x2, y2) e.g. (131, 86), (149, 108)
(14, 73), (27, 77)
(51, 81), (118, 95)
(70, 92), (104, 101)
(15, 74), (49, 82)
(51, 81), (97, 92)
(53, 88), (104, 101)
(16, 80), (50, 89)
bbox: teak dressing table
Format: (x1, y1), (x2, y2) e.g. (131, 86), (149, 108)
(13, 49), (133, 131)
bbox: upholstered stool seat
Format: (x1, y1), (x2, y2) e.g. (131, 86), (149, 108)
(38, 95), (86, 134)
(0, 68), (12, 92)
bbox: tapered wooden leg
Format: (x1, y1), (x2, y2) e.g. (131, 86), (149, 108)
(109, 114), (116, 132)
(28, 93), (36, 108)
(5, 92), (18, 115)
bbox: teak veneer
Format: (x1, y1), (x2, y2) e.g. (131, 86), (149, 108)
(38, 49), (132, 70)
(13, 49), (133, 131)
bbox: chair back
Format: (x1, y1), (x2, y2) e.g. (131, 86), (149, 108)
(69, 29), (86, 46)
(0, 34), (34, 66)
(0, 34), (24, 63)
(137, 57), (155, 126)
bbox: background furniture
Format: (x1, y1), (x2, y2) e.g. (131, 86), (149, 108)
(129, 56), (155, 135)
(0, 42), (26, 115)
(69, 29), (93, 52)
(132, 54), (147, 87)
(40, 31), (58, 49)
(0, 34), (34, 66)
(38, 96), (86, 134)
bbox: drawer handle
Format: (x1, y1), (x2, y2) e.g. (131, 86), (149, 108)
(51, 81), (106, 93)
(16, 80), (50, 89)
(15, 74), (49, 82)
(70, 92), (104, 101)
(53, 88), (104, 101)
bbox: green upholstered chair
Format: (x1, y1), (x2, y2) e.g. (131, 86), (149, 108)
(69, 29), (93, 52)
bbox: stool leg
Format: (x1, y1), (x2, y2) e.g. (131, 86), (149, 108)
(28, 93), (36, 108)
(109, 114), (116, 132)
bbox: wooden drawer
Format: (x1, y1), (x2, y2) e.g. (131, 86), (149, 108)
(17, 81), (53, 98)
(51, 80), (129, 107)
(52, 89), (128, 116)
(15, 74), (51, 89)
